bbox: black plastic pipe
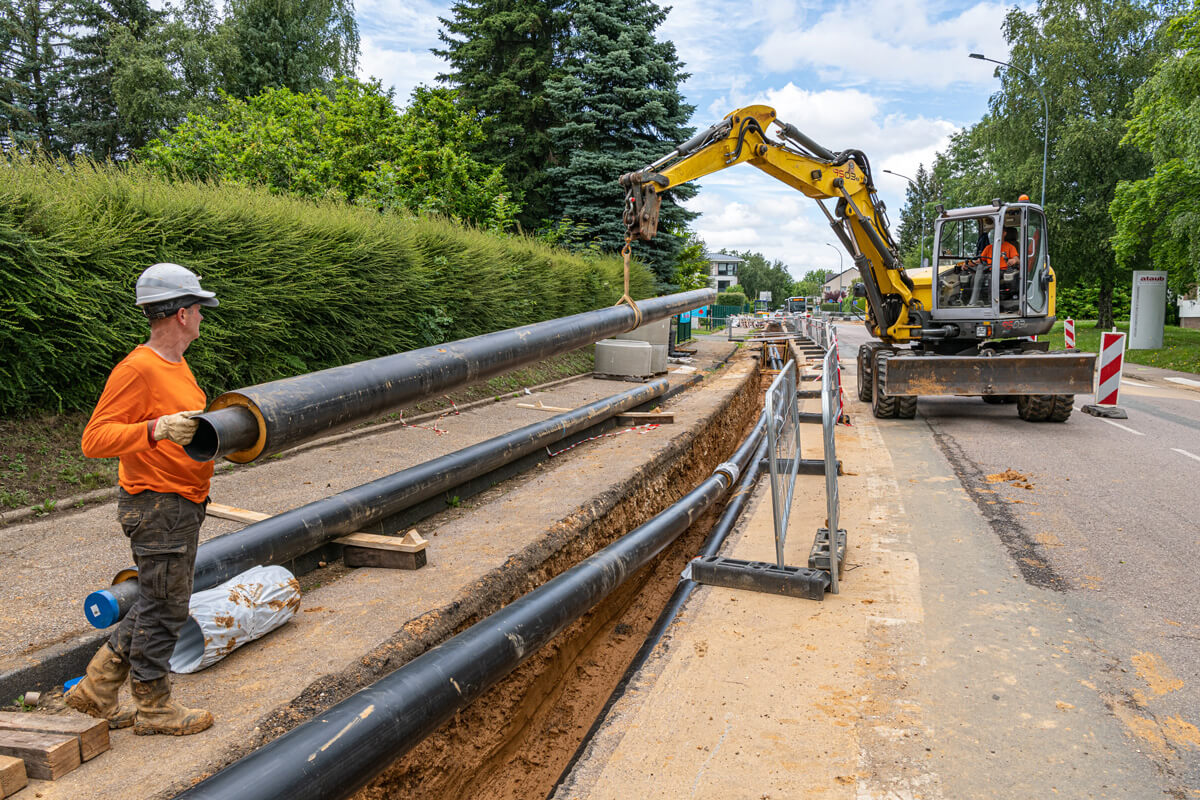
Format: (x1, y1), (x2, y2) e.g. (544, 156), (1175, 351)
(84, 380), (669, 629)
(553, 418), (769, 792)
(186, 290), (714, 463)
(173, 402), (765, 800)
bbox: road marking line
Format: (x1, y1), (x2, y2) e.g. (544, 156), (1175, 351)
(1172, 448), (1200, 464)
(1100, 419), (1145, 436)
(1073, 405), (1145, 435)
(1122, 378), (1157, 388)
(1166, 377), (1200, 388)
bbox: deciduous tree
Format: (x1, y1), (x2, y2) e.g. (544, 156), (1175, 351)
(141, 79), (518, 228)
(1111, 3), (1200, 294)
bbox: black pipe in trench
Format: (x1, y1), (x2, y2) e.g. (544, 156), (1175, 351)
(85, 379), (668, 628)
(173, 401), (766, 800)
(187, 289), (714, 464)
(552, 412), (770, 794)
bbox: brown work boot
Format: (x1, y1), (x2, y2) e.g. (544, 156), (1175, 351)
(131, 677), (213, 736)
(64, 643), (136, 729)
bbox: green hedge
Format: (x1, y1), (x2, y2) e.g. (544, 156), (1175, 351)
(0, 157), (654, 416)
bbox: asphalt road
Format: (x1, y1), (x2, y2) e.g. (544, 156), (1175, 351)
(834, 321), (1200, 796)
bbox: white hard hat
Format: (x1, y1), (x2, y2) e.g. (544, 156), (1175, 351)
(135, 263), (219, 307)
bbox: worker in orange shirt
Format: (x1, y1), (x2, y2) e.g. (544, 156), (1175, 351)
(976, 226), (1021, 271)
(66, 263), (218, 736)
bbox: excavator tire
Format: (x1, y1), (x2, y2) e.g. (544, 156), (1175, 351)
(872, 350), (899, 418)
(897, 393), (918, 419)
(1016, 394), (1054, 421)
(857, 344), (876, 402)
(1047, 394), (1074, 422)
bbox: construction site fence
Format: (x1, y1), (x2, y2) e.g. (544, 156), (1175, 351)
(764, 359), (802, 567)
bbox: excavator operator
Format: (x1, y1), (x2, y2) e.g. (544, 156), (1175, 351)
(984, 227), (1022, 272)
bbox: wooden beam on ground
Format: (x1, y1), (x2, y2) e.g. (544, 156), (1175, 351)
(207, 505), (431, 570)
(0, 755), (27, 799)
(0, 714), (108, 761)
(336, 530), (428, 571)
(0, 730), (80, 780)
(516, 402), (574, 413)
(205, 503), (271, 524)
(615, 412), (674, 425)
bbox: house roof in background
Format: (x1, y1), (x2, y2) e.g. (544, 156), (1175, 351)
(705, 252), (746, 263)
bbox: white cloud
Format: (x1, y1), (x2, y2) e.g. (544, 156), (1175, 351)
(358, 37), (446, 105)
(755, 0), (1018, 88)
(681, 84), (958, 275)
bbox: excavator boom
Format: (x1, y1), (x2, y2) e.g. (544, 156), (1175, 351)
(622, 105), (1096, 423)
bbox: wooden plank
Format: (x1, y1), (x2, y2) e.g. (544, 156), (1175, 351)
(341, 546), (426, 571)
(335, 531), (427, 553)
(516, 402), (574, 413)
(0, 755), (27, 799)
(205, 503), (272, 524)
(614, 412), (674, 425)
(0, 730), (80, 781)
(0, 714), (109, 761)
(337, 530), (428, 571)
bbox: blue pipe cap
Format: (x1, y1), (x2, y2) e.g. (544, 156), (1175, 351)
(84, 589), (121, 629)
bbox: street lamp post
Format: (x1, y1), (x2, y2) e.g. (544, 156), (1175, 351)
(824, 242), (843, 300)
(970, 52), (1049, 208)
(882, 169), (927, 268)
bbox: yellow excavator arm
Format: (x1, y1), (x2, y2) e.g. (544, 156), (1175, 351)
(620, 105), (918, 342)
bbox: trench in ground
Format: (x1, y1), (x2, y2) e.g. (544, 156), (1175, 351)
(342, 365), (765, 800)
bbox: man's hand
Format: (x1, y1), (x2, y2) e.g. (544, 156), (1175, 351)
(153, 410), (204, 446)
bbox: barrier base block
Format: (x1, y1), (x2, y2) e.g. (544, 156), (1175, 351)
(809, 527), (847, 574)
(1082, 404), (1128, 419)
(689, 556), (828, 601)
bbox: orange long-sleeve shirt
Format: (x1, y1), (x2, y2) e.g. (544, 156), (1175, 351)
(82, 345), (213, 503)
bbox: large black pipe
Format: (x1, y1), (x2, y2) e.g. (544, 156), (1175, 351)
(554, 418), (769, 792)
(85, 380), (668, 629)
(173, 403), (765, 800)
(187, 289), (714, 463)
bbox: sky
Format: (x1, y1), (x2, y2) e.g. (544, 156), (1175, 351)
(355, 0), (1027, 280)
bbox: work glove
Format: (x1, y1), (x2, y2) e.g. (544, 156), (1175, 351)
(153, 410), (204, 446)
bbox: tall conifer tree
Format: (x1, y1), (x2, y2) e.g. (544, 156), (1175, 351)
(544, 0), (695, 286)
(1, 0), (70, 152)
(215, 0), (359, 99)
(435, 0), (566, 228)
(60, 0), (161, 158)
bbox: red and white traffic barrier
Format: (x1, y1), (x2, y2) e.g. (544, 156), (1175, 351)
(1065, 318), (1075, 349)
(1095, 331), (1125, 405)
(1083, 330), (1128, 419)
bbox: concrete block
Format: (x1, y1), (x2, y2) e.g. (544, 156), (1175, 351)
(649, 344), (668, 374)
(614, 317), (670, 347)
(595, 339), (654, 379)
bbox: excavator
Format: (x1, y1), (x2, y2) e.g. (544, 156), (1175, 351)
(620, 105), (1096, 421)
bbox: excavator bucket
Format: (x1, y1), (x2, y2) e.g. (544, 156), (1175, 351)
(881, 352), (1097, 396)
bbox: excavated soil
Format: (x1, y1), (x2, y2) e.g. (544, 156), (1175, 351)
(300, 361), (758, 800)
(185, 354), (760, 795)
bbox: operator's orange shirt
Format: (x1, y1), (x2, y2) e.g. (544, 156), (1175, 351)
(82, 345), (213, 503)
(981, 240), (1019, 270)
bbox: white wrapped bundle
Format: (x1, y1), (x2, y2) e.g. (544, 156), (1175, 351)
(169, 565), (301, 674)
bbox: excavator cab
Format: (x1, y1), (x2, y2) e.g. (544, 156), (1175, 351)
(930, 201), (1051, 331)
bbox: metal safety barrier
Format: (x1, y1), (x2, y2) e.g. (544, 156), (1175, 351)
(764, 361), (802, 566)
(812, 330), (846, 592)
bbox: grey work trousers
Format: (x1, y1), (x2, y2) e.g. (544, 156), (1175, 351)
(108, 488), (205, 682)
